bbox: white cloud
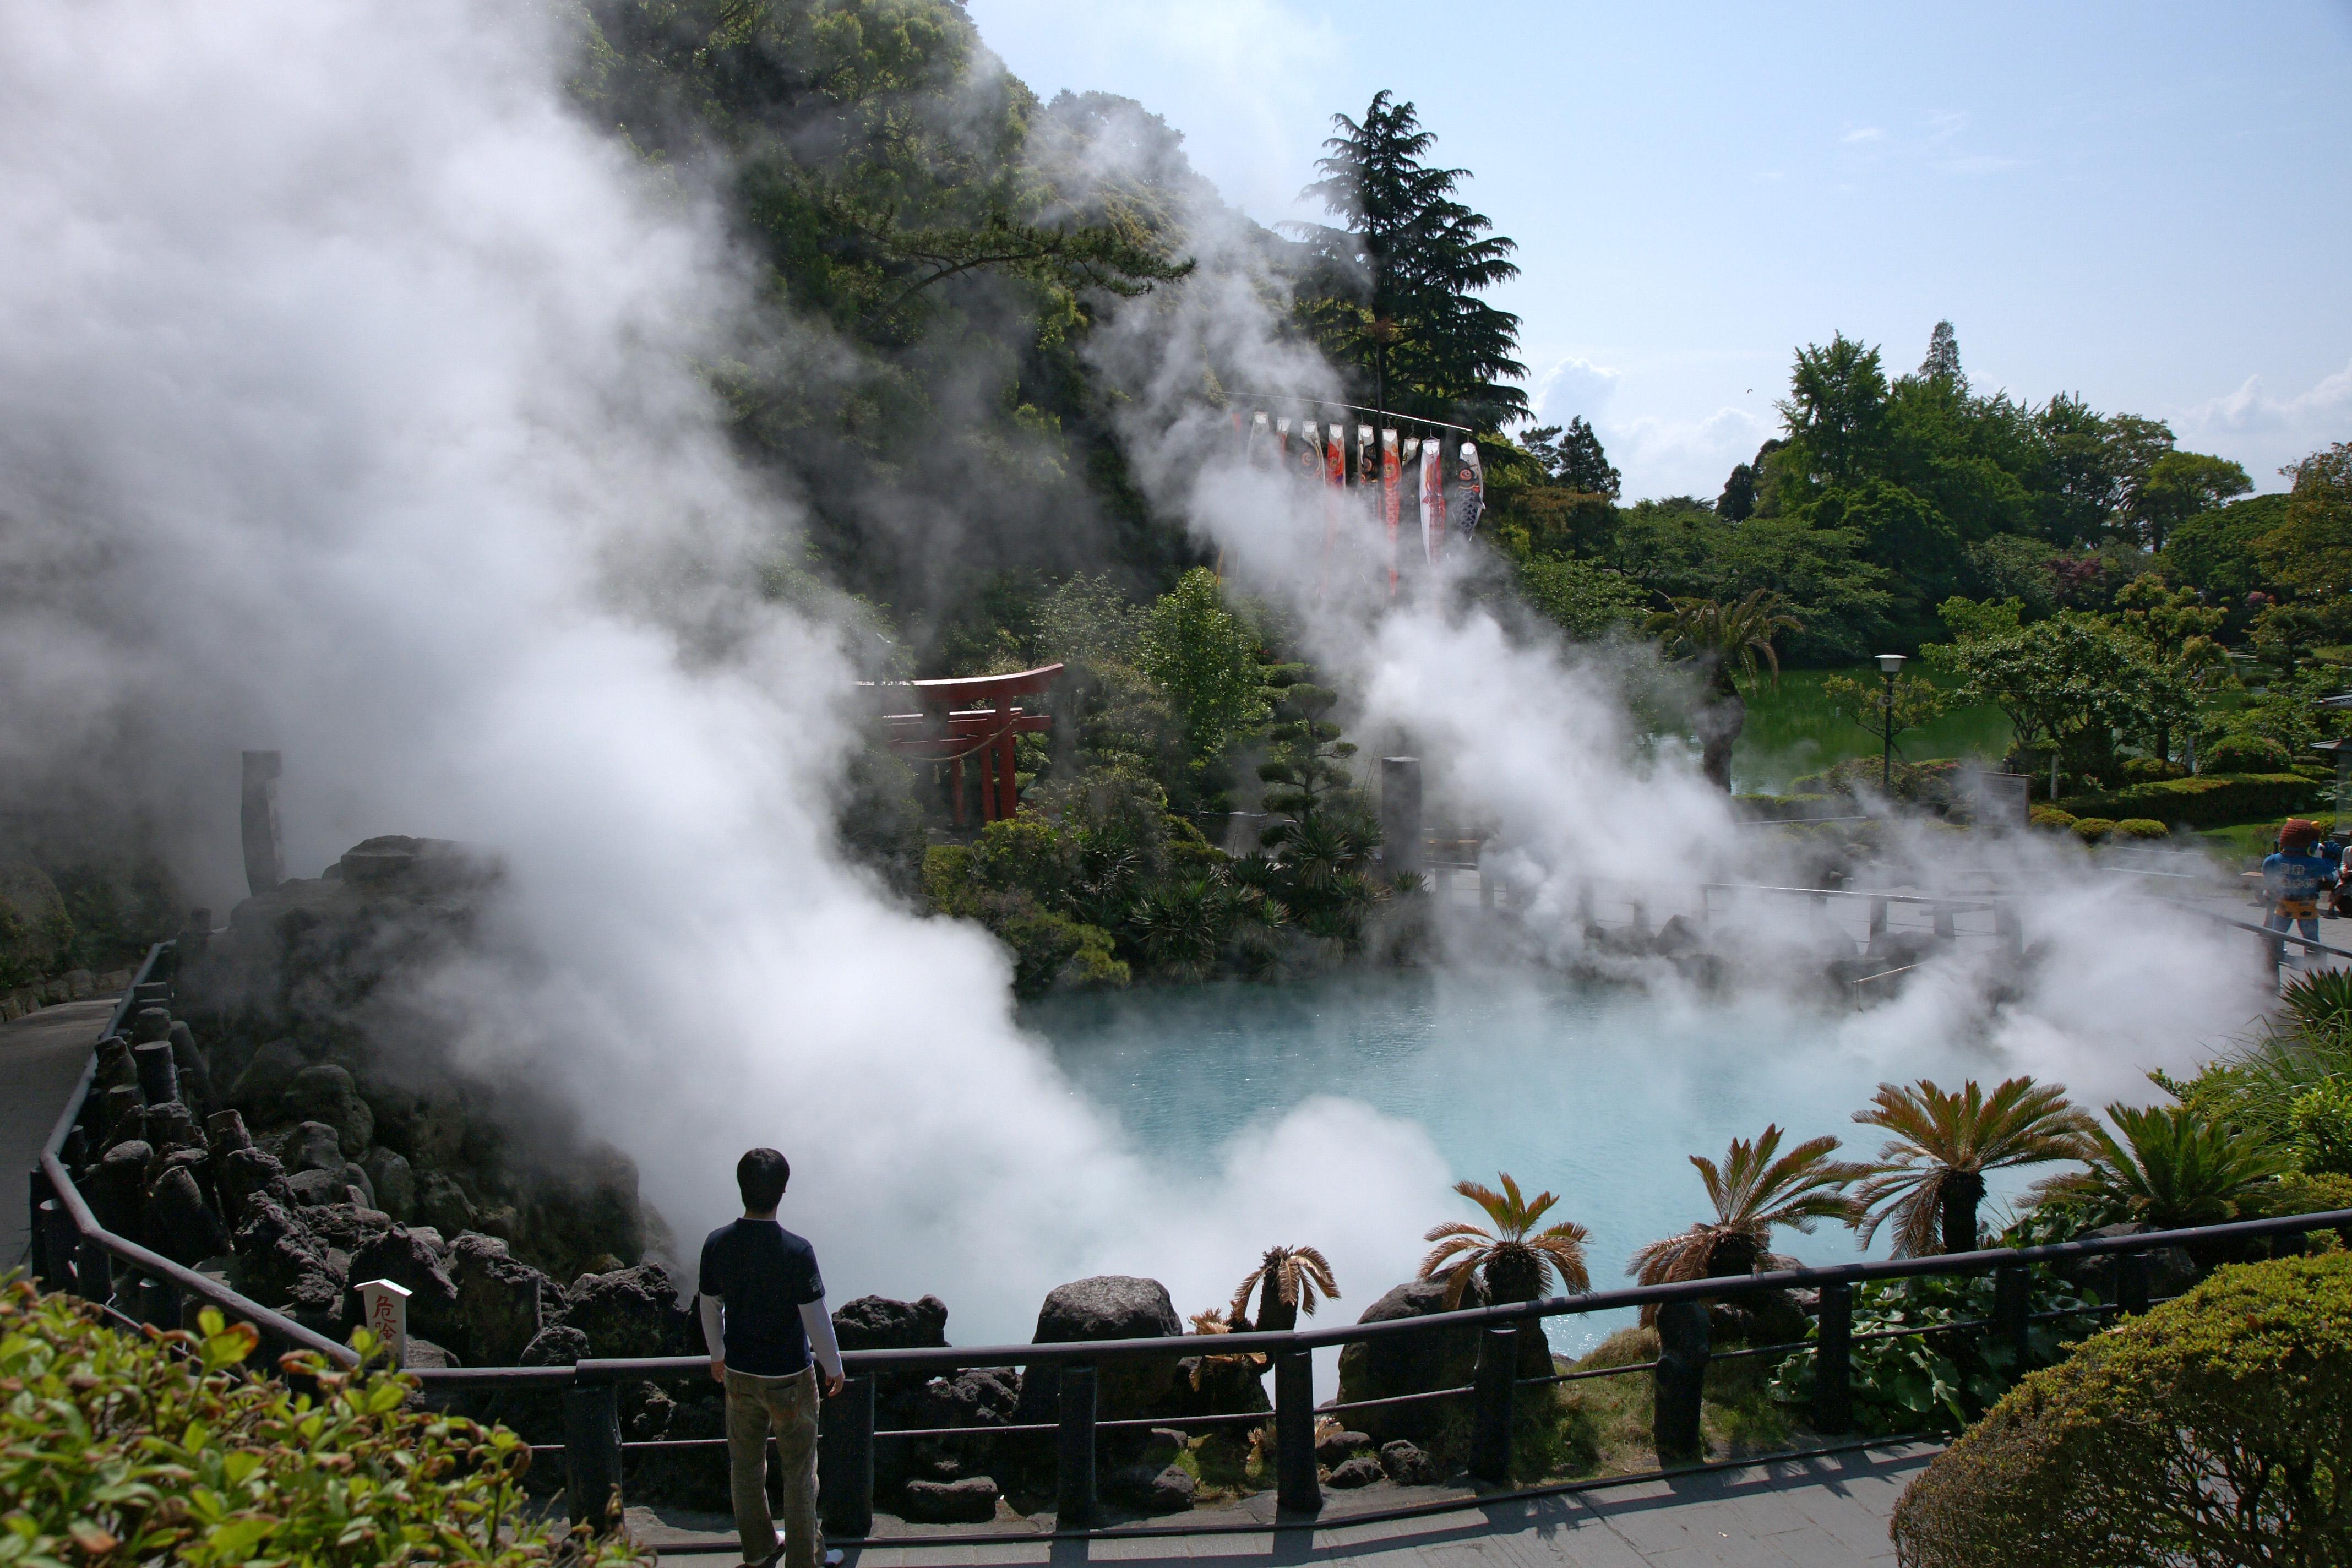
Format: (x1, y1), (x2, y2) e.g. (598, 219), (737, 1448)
(2177, 360), (2352, 439)
(1601, 404), (1775, 501)
(1841, 126), (1884, 144)
(1533, 355), (1622, 425)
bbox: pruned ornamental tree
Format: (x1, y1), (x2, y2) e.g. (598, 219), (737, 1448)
(1890, 1253), (2352, 1568)
(1289, 91), (1527, 429)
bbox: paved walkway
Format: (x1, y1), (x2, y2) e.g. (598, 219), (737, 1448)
(640, 1444), (1931, 1567)
(0, 998), (112, 1270)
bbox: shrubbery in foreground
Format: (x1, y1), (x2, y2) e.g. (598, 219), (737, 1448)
(1890, 1253), (2351, 1567)
(0, 1279), (649, 1567)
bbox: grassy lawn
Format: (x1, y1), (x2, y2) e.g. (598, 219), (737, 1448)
(1733, 667), (2013, 793)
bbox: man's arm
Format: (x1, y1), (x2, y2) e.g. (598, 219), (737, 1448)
(700, 1293), (726, 1382)
(798, 1299), (845, 1397)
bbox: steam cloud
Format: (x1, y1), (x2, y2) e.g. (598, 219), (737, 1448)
(0, 2), (2274, 1352)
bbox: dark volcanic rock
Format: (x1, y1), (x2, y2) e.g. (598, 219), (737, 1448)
(142, 1102), (203, 1156)
(1316, 1429), (1373, 1465)
(1333, 1276), (1489, 1444)
(207, 1108), (253, 1151)
(914, 1366), (1021, 1429)
(1325, 1456), (1383, 1490)
(834, 1294), (949, 1351)
(1379, 1440), (1442, 1485)
(1015, 1276), (1184, 1428)
(449, 1232), (548, 1364)
(86, 1140), (154, 1237)
(417, 1171), (478, 1235)
(1104, 1463), (1195, 1513)
(287, 1168), (355, 1207)
(306, 1200), (394, 1254)
(520, 1324), (591, 1366)
(215, 1147), (293, 1231)
(142, 1164), (226, 1265)
(282, 1121), (345, 1175)
(167, 1021), (214, 1108)
(360, 1148), (416, 1222)
(282, 1065), (373, 1156)
(129, 1005), (172, 1045)
(900, 1477), (1000, 1523)
(228, 1039), (307, 1115)
(556, 1262), (694, 1359)
(285, 1268), (343, 1339)
(232, 1195), (330, 1300)
(520, 1146), (645, 1279)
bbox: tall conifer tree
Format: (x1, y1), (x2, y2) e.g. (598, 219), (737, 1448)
(1289, 91), (1527, 429)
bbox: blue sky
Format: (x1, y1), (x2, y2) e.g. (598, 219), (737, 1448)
(968, 0), (2352, 501)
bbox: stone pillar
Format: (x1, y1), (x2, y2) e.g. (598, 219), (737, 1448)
(1380, 757), (1423, 880)
(239, 751), (284, 895)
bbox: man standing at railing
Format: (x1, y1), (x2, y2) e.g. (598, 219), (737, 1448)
(699, 1148), (846, 1568)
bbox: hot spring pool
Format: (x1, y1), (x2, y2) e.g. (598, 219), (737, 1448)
(1025, 970), (2034, 1354)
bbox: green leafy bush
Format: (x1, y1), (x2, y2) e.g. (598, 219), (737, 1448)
(2205, 732), (2298, 772)
(2068, 816), (2116, 844)
(2113, 817), (2169, 840)
(1766, 1271), (2096, 1435)
(1890, 1253), (2352, 1568)
(0, 1280), (644, 1566)
(2028, 806), (2077, 831)
(2290, 1081), (2352, 1177)
(2059, 772), (2323, 831)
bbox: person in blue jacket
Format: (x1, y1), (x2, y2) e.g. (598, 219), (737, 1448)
(2263, 818), (2336, 963)
(2319, 827), (2348, 918)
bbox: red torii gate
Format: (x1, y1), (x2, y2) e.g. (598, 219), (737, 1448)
(872, 663), (1064, 827)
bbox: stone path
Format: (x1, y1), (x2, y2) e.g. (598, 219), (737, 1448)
(0, 997), (113, 1270)
(639, 1443), (1932, 1567)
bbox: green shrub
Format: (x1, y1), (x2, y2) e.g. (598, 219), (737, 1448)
(0, 1280), (645, 1566)
(1889, 1253), (2352, 1567)
(1734, 792), (1840, 823)
(2206, 732), (2299, 772)
(2290, 1081), (2352, 1177)
(2028, 806), (2077, 831)
(2059, 772), (2323, 831)
(2113, 817), (2169, 840)
(2069, 816), (2116, 844)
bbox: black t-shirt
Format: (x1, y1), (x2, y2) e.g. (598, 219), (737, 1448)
(698, 1218), (825, 1376)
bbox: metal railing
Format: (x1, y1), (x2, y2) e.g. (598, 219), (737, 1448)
(23, 944), (2352, 1540)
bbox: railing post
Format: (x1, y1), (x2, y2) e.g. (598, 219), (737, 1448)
(1652, 1300), (1709, 1464)
(2116, 1251), (2150, 1317)
(563, 1375), (623, 1534)
(1273, 1346), (1320, 1516)
(1995, 900), (2022, 960)
(74, 1231), (112, 1305)
(27, 1167), (55, 1286)
(36, 1198), (76, 1294)
(1932, 901), (1957, 940)
(1055, 1363), (1097, 1529)
(819, 1375), (875, 1539)
(1867, 898), (1888, 950)
(1994, 1265), (2030, 1371)
(1811, 1281), (1852, 1434)
(1470, 1325), (1516, 1484)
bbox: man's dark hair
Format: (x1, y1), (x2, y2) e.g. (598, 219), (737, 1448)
(737, 1148), (791, 1212)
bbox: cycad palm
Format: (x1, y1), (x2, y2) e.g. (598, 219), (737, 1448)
(1631, 1125), (1864, 1292)
(1645, 590), (1801, 790)
(2037, 1103), (2291, 1232)
(1419, 1173), (1592, 1308)
(1852, 1077), (2097, 1256)
(1228, 1245), (1340, 1333)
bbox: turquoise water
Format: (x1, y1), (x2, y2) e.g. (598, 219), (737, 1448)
(1027, 971), (2017, 1354)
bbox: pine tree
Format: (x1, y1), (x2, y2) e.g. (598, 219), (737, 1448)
(1919, 319), (1963, 385)
(1524, 418), (1621, 498)
(1288, 91), (1527, 429)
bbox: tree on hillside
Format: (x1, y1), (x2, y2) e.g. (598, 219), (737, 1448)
(2114, 576), (2230, 765)
(1525, 418), (1622, 498)
(1137, 569), (1269, 772)
(1647, 590), (1801, 790)
(1718, 462), (1757, 522)
(1779, 333), (1891, 484)
(1924, 612), (2181, 796)
(1288, 91), (1527, 428)
(2130, 451), (2252, 552)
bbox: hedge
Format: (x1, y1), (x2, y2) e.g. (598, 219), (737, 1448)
(0, 1279), (647, 1567)
(2058, 772), (2325, 831)
(1889, 1252), (2352, 1567)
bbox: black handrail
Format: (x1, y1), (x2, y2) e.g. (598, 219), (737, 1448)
(28, 949), (2352, 1539)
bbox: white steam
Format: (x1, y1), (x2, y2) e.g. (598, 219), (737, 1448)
(0, 1), (1453, 1340)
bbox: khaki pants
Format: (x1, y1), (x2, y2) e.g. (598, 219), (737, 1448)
(724, 1365), (820, 1568)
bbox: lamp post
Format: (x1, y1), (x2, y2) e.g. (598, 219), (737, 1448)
(1875, 654), (1907, 793)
